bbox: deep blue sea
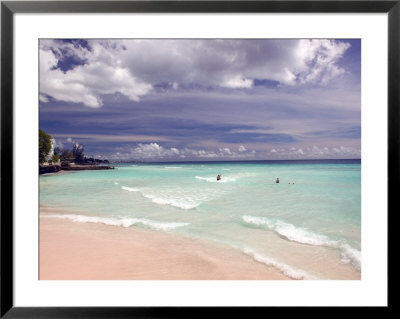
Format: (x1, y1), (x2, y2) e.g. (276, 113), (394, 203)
(40, 159), (361, 279)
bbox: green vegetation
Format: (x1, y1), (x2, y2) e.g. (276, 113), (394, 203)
(39, 129), (112, 175)
(52, 154), (60, 163)
(55, 147), (74, 162)
(72, 143), (85, 163)
(39, 129), (110, 165)
(39, 129), (52, 164)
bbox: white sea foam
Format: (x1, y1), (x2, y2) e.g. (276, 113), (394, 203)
(122, 186), (198, 210)
(164, 166), (182, 169)
(142, 194), (199, 210)
(243, 248), (315, 280)
(242, 215), (338, 247)
(43, 214), (189, 231)
(242, 215), (362, 271)
(195, 172), (256, 183)
(114, 182), (119, 185)
(195, 176), (236, 183)
(121, 186), (140, 192)
(340, 244), (361, 271)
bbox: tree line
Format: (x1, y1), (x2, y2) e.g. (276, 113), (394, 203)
(39, 129), (108, 165)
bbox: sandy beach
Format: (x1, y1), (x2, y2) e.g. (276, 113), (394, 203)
(40, 206), (290, 280)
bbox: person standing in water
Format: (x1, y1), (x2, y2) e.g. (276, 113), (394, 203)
(217, 174), (221, 181)
(276, 177), (280, 183)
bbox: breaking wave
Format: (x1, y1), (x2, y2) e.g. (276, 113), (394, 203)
(121, 186), (199, 210)
(242, 215), (338, 247)
(340, 244), (361, 271)
(121, 186), (140, 192)
(243, 248), (316, 280)
(242, 215), (361, 271)
(43, 214), (189, 231)
(195, 176), (236, 183)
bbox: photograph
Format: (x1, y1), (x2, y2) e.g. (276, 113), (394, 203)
(38, 38), (361, 280)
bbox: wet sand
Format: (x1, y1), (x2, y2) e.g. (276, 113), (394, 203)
(40, 206), (290, 280)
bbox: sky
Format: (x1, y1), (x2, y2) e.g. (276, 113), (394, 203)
(39, 39), (361, 162)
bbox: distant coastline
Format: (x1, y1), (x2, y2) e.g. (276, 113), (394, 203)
(39, 163), (114, 175)
(39, 128), (114, 175)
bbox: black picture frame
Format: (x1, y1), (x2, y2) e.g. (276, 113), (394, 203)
(1, 0), (395, 317)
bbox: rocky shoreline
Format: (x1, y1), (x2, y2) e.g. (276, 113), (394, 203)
(39, 164), (114, 175)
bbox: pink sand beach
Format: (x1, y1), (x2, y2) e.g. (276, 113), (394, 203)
(40, 206), (291, 280)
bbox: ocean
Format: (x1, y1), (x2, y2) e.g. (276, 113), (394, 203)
(39, 159), (361, 280)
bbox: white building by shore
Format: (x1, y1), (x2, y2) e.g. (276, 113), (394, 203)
(45, 138), (56, 162)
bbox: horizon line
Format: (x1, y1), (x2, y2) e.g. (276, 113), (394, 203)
(108, 158), (361, 164)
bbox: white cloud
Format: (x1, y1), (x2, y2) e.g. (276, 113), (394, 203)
(279, 68), (297, 85)
(39, 40), (152, 107)
(39, 39), (352, 107)
(220, 148), (232, 155)
(54, 140), (64, 149)
(109, 143), (256, 160)
(238, 145), (247, 152)
(133, 143), (165, 158)
(104, 142), (360, 161)
(39, 94), (49, 103)
(308, 145), (332, 156)
(222, 76), (253, 89)
(295, 39), (350, 85)
(261, 144), (360, 159)
(170, 147), (180, 154)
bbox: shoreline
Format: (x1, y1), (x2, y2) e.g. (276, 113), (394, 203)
(40, 206), (291, 280)
(39, 164), (114, 175)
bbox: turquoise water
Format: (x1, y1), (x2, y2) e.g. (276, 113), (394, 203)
(40, 160), (361, 279)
